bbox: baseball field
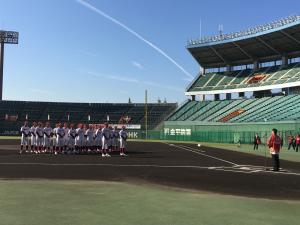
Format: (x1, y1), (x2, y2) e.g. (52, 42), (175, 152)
(0, 138), (299, 225)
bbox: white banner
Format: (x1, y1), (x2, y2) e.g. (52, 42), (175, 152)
(164, 128), (192, 136)
(90, 124), (141, 130)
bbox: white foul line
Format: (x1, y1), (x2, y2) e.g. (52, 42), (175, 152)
(167, 143), (239, 166)
(0, 162), (264, 175)
(166, 144), (300, 176)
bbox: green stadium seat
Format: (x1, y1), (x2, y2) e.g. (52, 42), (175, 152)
(187, 63), (300, 92)
(0, 101), (177, 134)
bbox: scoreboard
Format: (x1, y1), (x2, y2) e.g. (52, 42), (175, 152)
(0, 30), (19, 44)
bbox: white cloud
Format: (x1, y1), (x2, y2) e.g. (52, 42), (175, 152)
(86, 71), (183, 93)
(182, 77), (194, 82)
(81, 50), (97, 57)
(87, 71), (139, 83)
(76, 0), (194, 81)
(131, 61), (144, 70)
(29, 88), (54, 95)
(119, 90), (129, 95)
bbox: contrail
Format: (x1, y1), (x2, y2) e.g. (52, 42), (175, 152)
(76, 0), (194, 81)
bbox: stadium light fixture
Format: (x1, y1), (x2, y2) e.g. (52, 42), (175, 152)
(0, 30), (19, 100)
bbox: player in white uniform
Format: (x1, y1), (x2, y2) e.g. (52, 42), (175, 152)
(101, 123), (111, 157)
(55, 123), (65, 154)
(52, 123), (59, 152)
(75, 124), (84, 154)
(20, 121), (30, 154)
(112, 126), (120, 152)
(94, 125), (102, 153)
(83, 124), (88, 153)
(30, 122), (37, 152)
(108, 126), (114, 152)
(35, 122), (44, 153)
(63, 122), (69, 152)
(85, 124), (95, 152)
(43, 122), (52, 153)
(68, 123), (76, 154)
(119, 126), (128, 156)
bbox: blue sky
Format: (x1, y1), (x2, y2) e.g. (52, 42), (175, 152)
(0, 0), (299, 103)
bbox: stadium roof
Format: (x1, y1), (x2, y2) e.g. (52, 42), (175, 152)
(187, 15), (300, 68)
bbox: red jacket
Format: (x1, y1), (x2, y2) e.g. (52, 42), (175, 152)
(296, 137), (300, 145)
(288, 136), (295, 143)
(267, 134), (282, 154)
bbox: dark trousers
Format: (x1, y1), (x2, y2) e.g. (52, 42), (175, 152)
(288, 142), (295, 150)
(272, 154), (280, 171)
(253, 143), (258, 150)
(296, 144), (300, 152)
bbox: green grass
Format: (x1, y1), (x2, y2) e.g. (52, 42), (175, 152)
(128, 139), (300, 163)
(198, 142), (300, 163)
(0, 180), (299, 225)
(0, 136), (19, 140)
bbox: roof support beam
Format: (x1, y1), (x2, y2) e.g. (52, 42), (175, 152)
(256, 36), (281, 56)
(280, 30), (300, 45)
(232, 42), (254, 60)
(209, 46), (227, 64)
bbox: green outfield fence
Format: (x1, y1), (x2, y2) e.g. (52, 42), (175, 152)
(3, 120), (300, 146)
(126, 130), (291, 146)
(159, 120), (300, 146)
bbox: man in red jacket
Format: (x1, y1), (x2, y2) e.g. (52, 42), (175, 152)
(267, 128), (282, 171)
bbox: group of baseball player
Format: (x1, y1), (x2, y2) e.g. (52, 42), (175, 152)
(20, 121), (128, 157)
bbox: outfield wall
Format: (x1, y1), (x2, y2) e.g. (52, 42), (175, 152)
(161, 121), (300, 144)
(118, 120), (300, 145)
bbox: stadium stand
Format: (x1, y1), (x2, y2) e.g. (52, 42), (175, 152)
(167, 95), (300, 123)
(0, 101), (177, 135)
(164, 15), (300, 144)
(187, 63), (300, 92)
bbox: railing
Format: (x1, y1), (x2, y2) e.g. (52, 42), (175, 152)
(187, 15), (300, 46)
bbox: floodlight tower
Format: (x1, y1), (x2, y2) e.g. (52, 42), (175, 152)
(0, 30), (19, 100)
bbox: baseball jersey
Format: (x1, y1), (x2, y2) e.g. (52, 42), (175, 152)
(113, 129), (119, 138)
(35, 127), (44, 138)
(63, 127), (69, 139)
(109, 129), (114, 139)
(68, 128), (76, 139)
(55, 127), (65, 138)
(102, 128), (111, 140)
(43, 127), (52, 138)
(76, 128), (84, 139)
(119, 130), (128, 140)
(21, 126), (31, 137)
(85, 128), (94, 140)
(30, 126), (36, 136)
(52, 127), (57, 136)
(95, 129), (102, 139)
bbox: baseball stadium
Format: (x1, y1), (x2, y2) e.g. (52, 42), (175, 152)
(1, 1), (300, 225)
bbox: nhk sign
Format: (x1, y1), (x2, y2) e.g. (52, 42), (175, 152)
(127, 131), (139, 139)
